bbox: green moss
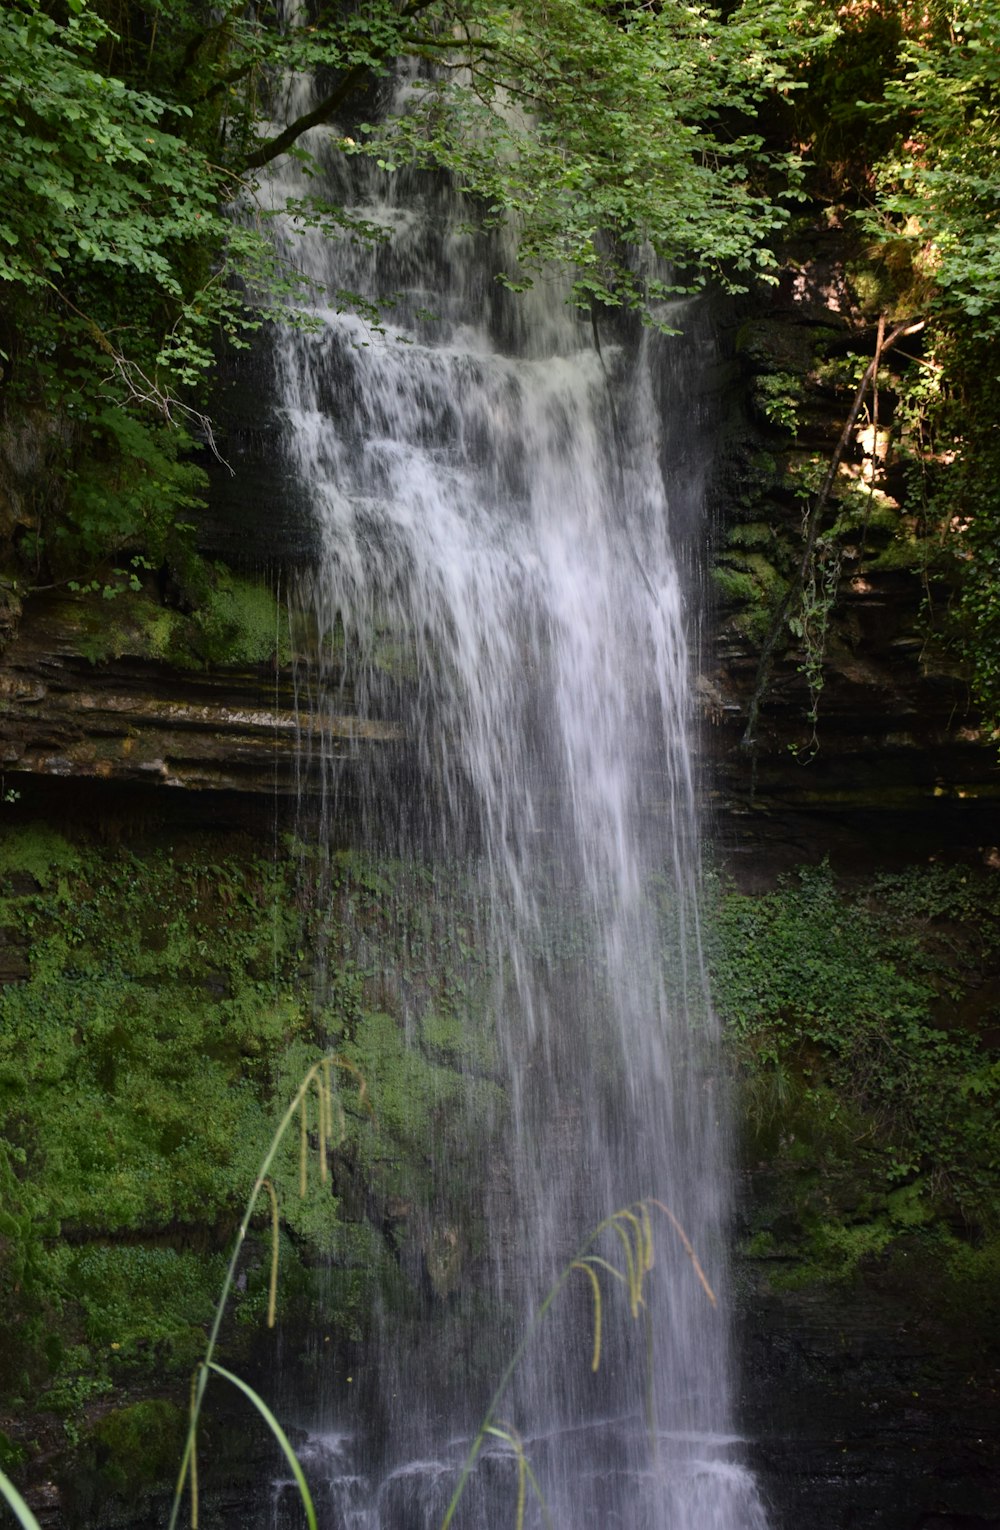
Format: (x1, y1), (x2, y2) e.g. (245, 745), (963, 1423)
(44, 571), (291, 672)
(712, 553), (788, 641)
(0, 824), (82, 890)
(188, 574), (291, 667)
(0, 826), (506, 1435)
(91, 1400), (187, 1495)
(132, 604), (187, 661)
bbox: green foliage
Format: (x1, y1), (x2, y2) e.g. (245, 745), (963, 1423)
(336, 1008), (502, 1209)
(0, 3), (221, 304)
(67, 1246), (227, 1366)
(0, 0), (340, 583)
(0, 0), (253, 577)
(356, 0), (811, 319)
(823, 316), (1000, 738)
(0, 0), (817, 586)
(708, 861), (1000, 1264)
(167, 1056), (349, 1530)
(56, 410), (207, 570)
(868, 2), (1000, 333)
(751, 372), (804, 433)
(785, 0), (1000, 324)
(0, 829), (504, 1446)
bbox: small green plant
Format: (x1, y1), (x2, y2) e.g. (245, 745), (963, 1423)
(169, 1056), (368, 1530)
(786, 529), (842, 758)
(440, 1199), (715, 1530)
(752, 371), (804, 434)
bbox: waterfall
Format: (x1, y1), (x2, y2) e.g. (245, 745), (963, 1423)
(262, 61), (768, 1530)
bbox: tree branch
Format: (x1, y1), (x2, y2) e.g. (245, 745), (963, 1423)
(240, 0), (441, 172)
(242, 64), (370, 169)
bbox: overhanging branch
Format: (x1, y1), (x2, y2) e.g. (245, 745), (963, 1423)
(241, 0), (441, 172)
(242, 64), (369, 170)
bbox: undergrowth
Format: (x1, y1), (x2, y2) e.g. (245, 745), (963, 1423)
(0, 825), (500, 1446)
(706, 860), (1000, 1294)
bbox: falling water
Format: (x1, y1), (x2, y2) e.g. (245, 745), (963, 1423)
(262, 57), (768, 1530)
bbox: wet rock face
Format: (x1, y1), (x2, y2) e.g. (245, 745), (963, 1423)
(702, 566), (1000, 877)
(737, 1266), (1000, 1530)
(0, 592), (401, 795)
(702, 229), (1000, 875)
(0, 576), (995, 876)
(0, 408), (72, 554)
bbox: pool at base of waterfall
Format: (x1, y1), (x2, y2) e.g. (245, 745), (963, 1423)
(271, 1421), (770, 1530)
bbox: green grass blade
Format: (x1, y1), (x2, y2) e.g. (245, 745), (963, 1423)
(522, 1459), (555, 1530)
(206, 1362), (317, 1530)
(168, 1057), (339, 1530)
(0, 1468), (43, 1530)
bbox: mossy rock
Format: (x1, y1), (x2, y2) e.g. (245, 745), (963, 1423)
(39, 572), (290, 671)
(734, 318), (823, 377)
(90, 1399), (187, 1496)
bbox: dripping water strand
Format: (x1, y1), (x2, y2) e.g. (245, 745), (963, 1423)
(590, 304), (660, 607)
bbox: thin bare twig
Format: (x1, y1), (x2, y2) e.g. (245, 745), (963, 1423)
(741, 317), (925, 758)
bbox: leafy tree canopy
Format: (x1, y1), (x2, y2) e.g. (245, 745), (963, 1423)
(0, 0), (813, 581)
(870, 0), (1000, 332)
(2, 0), (1000, 740)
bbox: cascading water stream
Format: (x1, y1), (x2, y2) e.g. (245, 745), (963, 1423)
(262, 57), (768, 1530)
